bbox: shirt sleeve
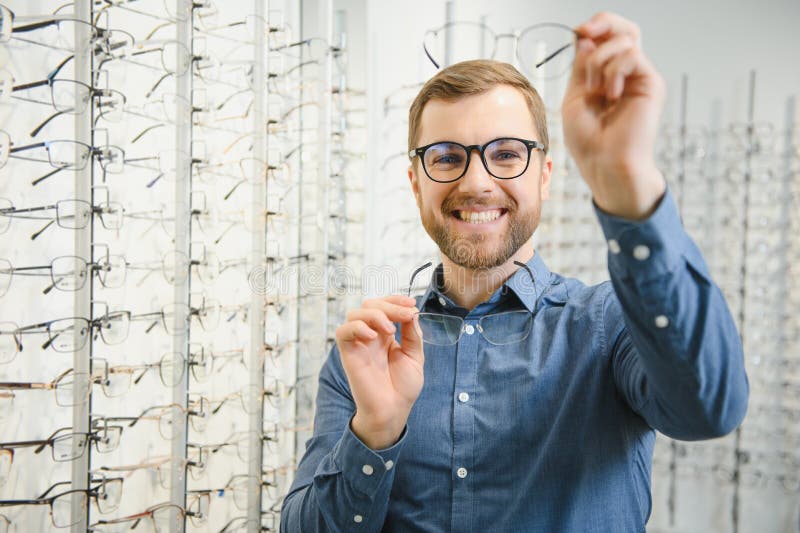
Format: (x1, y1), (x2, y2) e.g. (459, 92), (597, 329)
(595, 188), (749, 440)
(280, 343), (407, 532)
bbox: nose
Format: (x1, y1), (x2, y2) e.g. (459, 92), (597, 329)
(457, 147), (495, 194)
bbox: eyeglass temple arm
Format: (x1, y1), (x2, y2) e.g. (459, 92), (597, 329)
(30, 110), (69, 139)
(0, 439), (49, 450)
(422, 39), (440, 69)
(10, 19), (59, 33)
(9, 142), (46, 154)
(37, 480), (71, 499)
(0, 499), (49, 506)
(12, 79), (50, 92)
(407, 261), (433, 297)
(534, 41), (573, 69)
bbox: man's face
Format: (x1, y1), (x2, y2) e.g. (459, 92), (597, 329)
(408, 84), (552, 271)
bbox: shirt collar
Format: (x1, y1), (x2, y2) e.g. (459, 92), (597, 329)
(418, 252), (566, 314)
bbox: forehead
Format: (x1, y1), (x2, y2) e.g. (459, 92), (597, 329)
(417, 85), (537, 146)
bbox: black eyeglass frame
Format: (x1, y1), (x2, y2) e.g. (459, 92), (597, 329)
(408, 136), (546, 183)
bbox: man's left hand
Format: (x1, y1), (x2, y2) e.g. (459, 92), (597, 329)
(562, 12), (666, 220)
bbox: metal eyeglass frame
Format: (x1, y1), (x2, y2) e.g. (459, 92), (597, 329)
(407, 260), (547, 345)
(422, 21), (578, 79)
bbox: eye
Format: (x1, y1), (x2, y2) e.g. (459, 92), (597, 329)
(492, 150), (521, 161)
(433, 153), (462, 165)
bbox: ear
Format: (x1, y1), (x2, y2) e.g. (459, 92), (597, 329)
(408, 163), (422, 209)
(540, 155), (553, 201)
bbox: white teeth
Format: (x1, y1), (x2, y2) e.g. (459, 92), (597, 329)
(457, 209), (502, 224)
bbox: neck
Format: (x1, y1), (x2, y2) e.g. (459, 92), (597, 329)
(440, 240), (534, 311)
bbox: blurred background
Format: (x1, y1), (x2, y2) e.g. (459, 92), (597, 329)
(0, 0), (797, 531)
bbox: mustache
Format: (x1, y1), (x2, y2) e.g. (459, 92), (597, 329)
(441, 195), (517, 213)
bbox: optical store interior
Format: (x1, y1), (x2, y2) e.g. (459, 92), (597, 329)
(0, 0), (798, 532)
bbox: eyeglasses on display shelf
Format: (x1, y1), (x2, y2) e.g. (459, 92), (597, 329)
(1, 0), (365, 530)
(0, 423), (121, 465)
(96, 397), (209, 441)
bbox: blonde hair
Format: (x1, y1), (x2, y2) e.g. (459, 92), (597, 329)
(408, 59), (549, 158)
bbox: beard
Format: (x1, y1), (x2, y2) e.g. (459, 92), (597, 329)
(419, 191), (541, 271)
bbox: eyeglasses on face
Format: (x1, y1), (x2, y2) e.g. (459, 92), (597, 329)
(409, 137), (545, 183)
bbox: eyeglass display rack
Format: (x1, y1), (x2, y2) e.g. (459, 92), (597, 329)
(647, 70), (800, 533)
(374, 19), (799, 533)
(0, 0), (363, 531)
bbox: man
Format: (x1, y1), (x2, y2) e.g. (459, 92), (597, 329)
(281, 12), (748, 532)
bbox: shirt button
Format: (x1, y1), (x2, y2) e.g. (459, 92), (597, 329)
(608, 239), (621, 254)
(654, 315), (669, 328)
(458, 392), (470, 403)
(464, 324), (475, 335)
(385, 460), (394, 470)
(633, 245), (651, 260)
(438, 296), (447, 307)
(456, 467), (468, 479)
(354, 515), (363, 523)
(361, 464), (374, 476)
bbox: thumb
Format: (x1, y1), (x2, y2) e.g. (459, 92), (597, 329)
(399, 313), (424, 365)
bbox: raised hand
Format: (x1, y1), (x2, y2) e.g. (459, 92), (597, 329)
(335, 295), (424, 450)
(562, 12), (667, 220)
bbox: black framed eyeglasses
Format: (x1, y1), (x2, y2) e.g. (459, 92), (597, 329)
(408, 137), (545, 183)
(407, 260), (547, 346)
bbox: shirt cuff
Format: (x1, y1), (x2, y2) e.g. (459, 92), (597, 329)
(593, 188), (686, 283)
(327, 415), (407, 497)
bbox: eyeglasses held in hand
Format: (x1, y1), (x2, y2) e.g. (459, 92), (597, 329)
(407, 260), (549, 346)
(422, 21), (577, 80)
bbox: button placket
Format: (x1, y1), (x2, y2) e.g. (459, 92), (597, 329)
(452, 312), (477, 531)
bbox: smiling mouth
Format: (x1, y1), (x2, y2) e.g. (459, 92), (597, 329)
(451, 208), (507, 224)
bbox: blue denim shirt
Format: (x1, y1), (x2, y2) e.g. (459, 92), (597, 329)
(281, 190), (749, 532)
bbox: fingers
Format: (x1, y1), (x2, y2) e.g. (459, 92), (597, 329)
(575, 11), (641, 45)
(584, 34), (635, 94)
(571, 12), (657, 102)
(362, 296), (418, 324)
(602, 47), (639, 100)
(378, 294), (418, 307)
(335, 320), (377, 346)
(346, 308), (396, 336)
(336, 295), (418, 349)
